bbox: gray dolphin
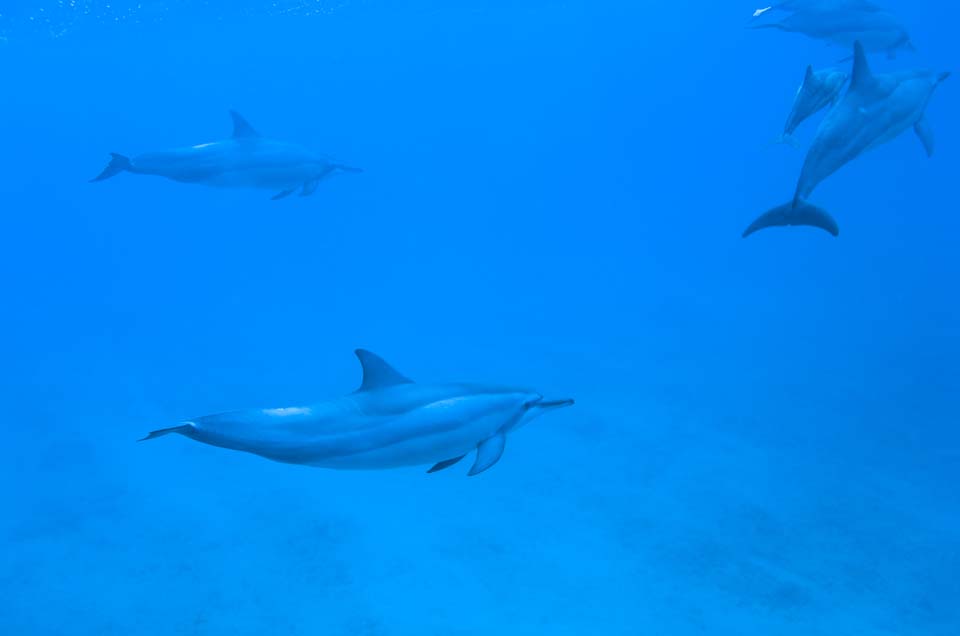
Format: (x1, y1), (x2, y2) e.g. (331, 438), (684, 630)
(752, 0), (881, 18)
(141, 350), (574, 476)
(750, 7), (913, 57)
(793, 41), (949, 206)
(777, 65), (848, 145)
(92, 111), (361, 200)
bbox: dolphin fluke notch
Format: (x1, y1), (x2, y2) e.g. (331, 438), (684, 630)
(742, 201), (839, 237)
(229, 110), (260, 139)
(90, 153), (131, 182)
(355, 349), (414, 392)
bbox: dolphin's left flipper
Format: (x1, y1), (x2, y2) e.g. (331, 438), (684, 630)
(914, 116), (935, 157)
(427, 455), (466, 473)
(272, 189), (296, 200)
(468, 434), (506, 476)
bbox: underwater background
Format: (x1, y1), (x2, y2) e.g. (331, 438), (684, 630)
(1, 0), (958, 633)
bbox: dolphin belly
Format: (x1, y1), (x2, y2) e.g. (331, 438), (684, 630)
(200, 164), (316, 191)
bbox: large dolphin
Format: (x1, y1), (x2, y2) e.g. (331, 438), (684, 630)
(750, 6), (913, 57)
(793, 41), (949, 206)
(777, 65), (848, 145)
(140, 350), (574, 476)
(91, 111), (361, 200)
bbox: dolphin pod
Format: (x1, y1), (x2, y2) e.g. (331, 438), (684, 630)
(92, 111), (361, 200)
(141, 349), (574, 476)
(745, 42), (948, 237)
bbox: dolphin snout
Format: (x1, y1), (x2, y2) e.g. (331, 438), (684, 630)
(530, 397), (575, 410)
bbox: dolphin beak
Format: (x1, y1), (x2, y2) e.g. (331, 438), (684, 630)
(535, 398), (575, 410)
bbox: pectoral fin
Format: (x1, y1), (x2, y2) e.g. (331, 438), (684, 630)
(468, 434), (506, 476)
(271, 189), (295, 200)
(914, 116), (935, 157)
(300, 179), (319, 197)
(427, 455), (466, 473)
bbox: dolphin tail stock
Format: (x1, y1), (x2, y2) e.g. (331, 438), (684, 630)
(742, 200), (839, 238)
(139, 423), (192, 442)
(90, 153), (131, 182)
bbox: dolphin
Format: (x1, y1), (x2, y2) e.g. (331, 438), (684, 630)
(91, 111), (361, 200)
(777, 65), (848, 146)
(793, 41), (949, 206)
(752, 0), (881, 18)
(140, 350), (574, 476)
(750, 7), (913, 57)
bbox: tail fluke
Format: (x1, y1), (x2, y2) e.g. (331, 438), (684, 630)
(139, 424), (192, 442)
(334, 164), (363, 174)
(742, 200), (839, 238)
(90, 153), (131, 182)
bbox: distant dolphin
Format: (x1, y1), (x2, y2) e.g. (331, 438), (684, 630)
(141, 350), (574, 476)
(793, 41), (949, 206)
(92, 111), (361, 200)
(750, 7), (913, 57)
(752, 0), (881, 18)
(777, 65), (848, 145)
(742, 200), (839, 237)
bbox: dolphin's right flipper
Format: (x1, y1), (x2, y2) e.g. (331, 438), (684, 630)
(427, 455), (466, 473)
(914, 116), (935, 157)
(468, 434), (506, 476)
(742, 201), (839, 238)
(271, 189), (296, 200)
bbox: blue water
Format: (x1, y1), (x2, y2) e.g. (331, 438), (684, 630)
(1, 1), (958, 633)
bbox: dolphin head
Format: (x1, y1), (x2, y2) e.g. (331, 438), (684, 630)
(508, 393), (575, 432)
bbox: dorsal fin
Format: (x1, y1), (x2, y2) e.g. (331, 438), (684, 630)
(229, 110), (260, 138)
(849, 41), (875, 94)
(803, 65), (815, 86)
(354, 349), (413, 392)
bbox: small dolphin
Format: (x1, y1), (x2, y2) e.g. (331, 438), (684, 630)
(751, 7), (913, 57)
(140, 350), (574, 476)
(742, 200), (839, 237)
(91, 111), (361, 200)
(777, 65), (848, 145)
(793, 41), (949, 206)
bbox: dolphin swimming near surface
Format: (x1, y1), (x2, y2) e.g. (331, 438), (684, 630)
(793, 41), (949, 206)
(140, 350), (574, 476)
(777, 65), (848, 146)
(91, 111), (361, 200)
(750, 6), (913, 57)
(752, 0), (881, 18)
